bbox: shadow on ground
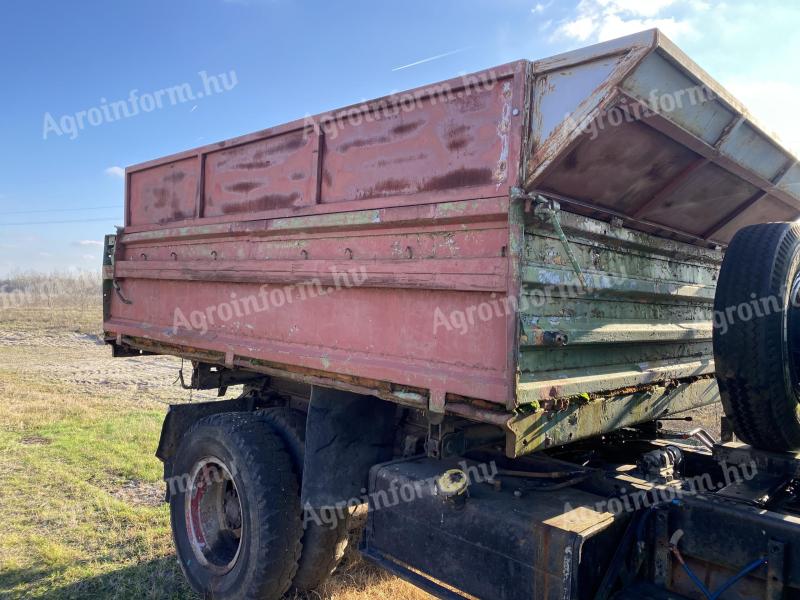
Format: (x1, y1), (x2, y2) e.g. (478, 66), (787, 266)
(0, 557), (193, 600)
(0, 554), (398, 600)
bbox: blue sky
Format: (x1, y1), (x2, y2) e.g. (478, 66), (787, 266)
(1, 0), (798, 275)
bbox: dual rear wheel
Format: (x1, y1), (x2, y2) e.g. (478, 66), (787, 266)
(169, 409), (349, 599)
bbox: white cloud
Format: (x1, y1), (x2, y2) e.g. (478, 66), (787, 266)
(546, 0), (800, 159)
(551, 0), (695, 43)
(81, 253), (98, 261)
(76, 240), (104, 247)
(532, 2), (551, 14)
(105, 166), (125, 178)
(600, 0), (677, 18)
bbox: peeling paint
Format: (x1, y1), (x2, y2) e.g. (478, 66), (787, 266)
(494, 82), (512, 188)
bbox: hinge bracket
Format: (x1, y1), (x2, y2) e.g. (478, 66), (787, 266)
(510, 188), (587, 288)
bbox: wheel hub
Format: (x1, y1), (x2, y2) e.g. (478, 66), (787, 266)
(185, 457), (243, 574)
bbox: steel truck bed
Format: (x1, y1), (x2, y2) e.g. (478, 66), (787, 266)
(104, 29), (800, 456)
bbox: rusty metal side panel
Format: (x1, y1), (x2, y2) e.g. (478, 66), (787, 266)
(204, 129), (317, 216)
(517, 209), (721, 405)
(320, 77), (515, 203)
(128, 157), (199, 226)
(106, 199), (516, 406)
(527, 32), (653, 186)
(125, 62), (527, 229)
(507, 378), (717, 455)
(113, 62), (531, 408)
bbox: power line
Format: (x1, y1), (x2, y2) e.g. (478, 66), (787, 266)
(0, 216), (121, 227)
(0, 204), (121, 216)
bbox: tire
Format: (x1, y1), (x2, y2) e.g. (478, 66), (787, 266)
(260, 407), (351, 591)
(713, 222), (800, 451)
(169, 412), (303, 600)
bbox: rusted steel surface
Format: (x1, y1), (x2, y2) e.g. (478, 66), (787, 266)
(108, 199), (515, 404)
(506, 378), (718, 456)
(106, 29), (799, 451)
(519, 209), (721, 403)
(125, 61), (527, 230)
(527, 30), (799, 245)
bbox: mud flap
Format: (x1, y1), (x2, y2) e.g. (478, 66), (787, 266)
(301, 386), (396, 509)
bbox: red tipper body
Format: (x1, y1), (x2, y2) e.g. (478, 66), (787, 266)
(104, 30), (800, 452)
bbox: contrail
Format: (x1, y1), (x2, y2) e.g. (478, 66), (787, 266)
(392, 47), (470, 72)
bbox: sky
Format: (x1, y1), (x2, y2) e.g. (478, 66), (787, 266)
(1, 0), (798, 275)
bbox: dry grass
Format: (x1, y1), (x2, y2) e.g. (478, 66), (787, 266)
(0, 271), (101, 312)
(0, 274), (722, 599)
(0, 274), (432, 600)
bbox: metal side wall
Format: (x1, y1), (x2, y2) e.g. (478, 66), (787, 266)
(517, 209), (721, 405)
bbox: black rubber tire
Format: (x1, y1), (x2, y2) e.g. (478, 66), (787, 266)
(713, 222), (800, 451)
(260, 407), (351, 591)
(169, 412), (303, 600)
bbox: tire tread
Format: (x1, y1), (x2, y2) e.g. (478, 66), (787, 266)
(714, 222), (800, 450)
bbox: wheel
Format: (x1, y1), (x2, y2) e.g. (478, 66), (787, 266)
(169, 412), (303, 600)
(260, 407), (351, 591)
(713, 222), (800, 450)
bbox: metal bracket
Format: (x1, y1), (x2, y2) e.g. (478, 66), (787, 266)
(767, 539), (786, 600)
(428, 389), (446, 424)
(426, 422), (445, 459)
(653, 509), (671, 587)
(187, 363), (265, 391)
(435, 425), (506, 459)
(425, 411), (455, 460)
(720, 416), (735, 443)
(510, 187), (587, 287)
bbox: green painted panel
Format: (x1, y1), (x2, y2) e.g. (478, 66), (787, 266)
(517, 209), (721, 403)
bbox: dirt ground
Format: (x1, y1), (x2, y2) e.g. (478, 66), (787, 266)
(0, 303), (432, 600)
(0, 297), (722, 599)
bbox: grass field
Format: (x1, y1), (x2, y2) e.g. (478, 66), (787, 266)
(0, 275), (722, 599)
(0, 277), (432, 600)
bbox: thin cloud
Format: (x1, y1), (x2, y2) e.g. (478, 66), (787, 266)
(550, 0), (693, 43)
(105, 166), (125, 178)
(75, 240), (104, 247)
(392, 47), (470, 72)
